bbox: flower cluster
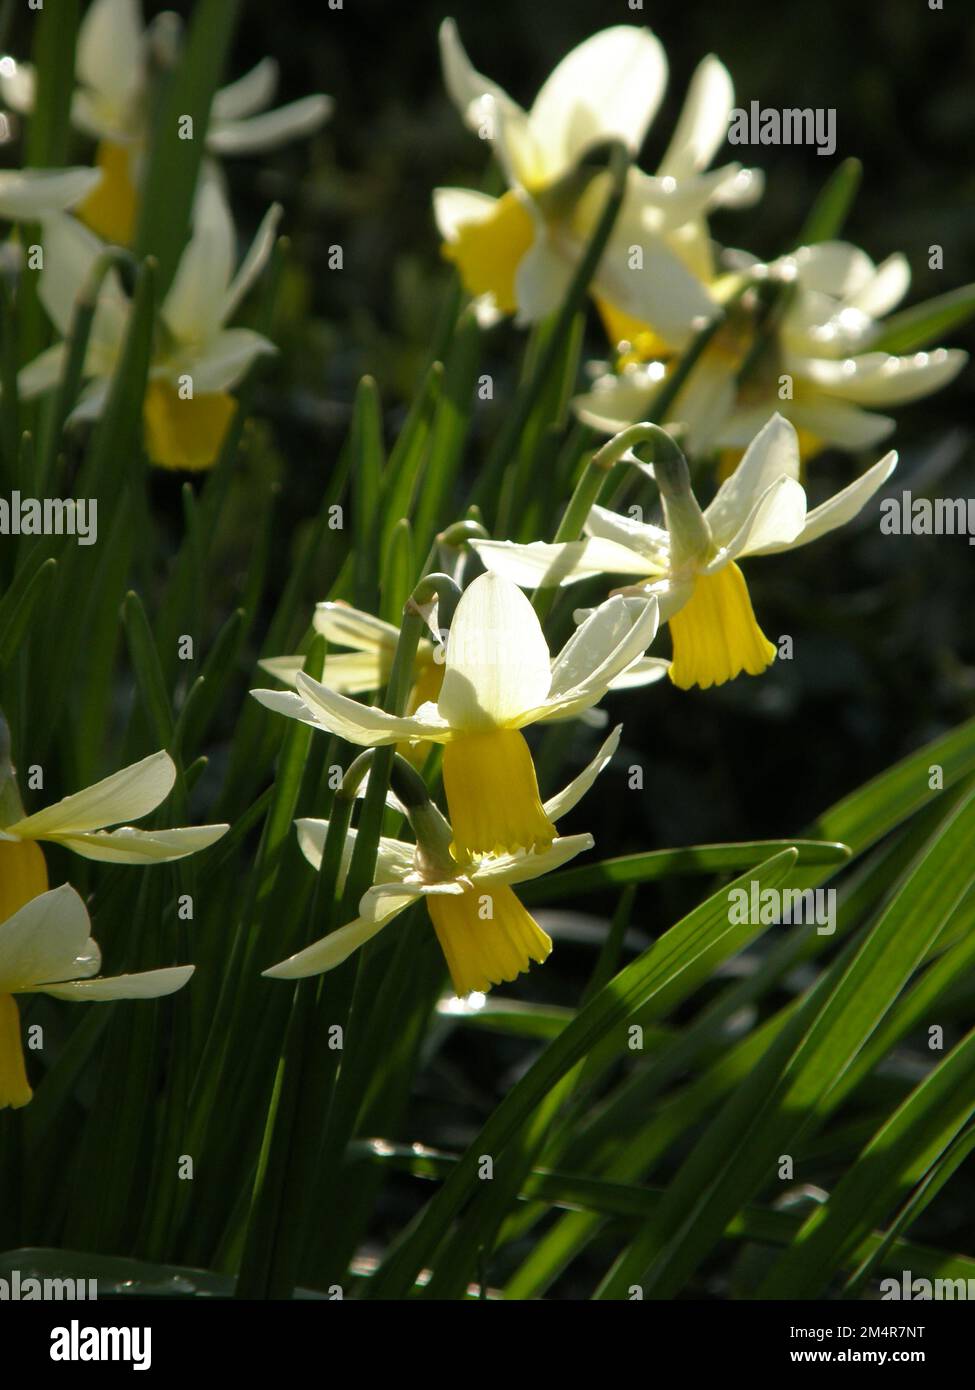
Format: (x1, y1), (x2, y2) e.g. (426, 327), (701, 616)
(0, 10), (969, 1117)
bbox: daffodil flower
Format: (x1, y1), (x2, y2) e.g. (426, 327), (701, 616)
(259, 596), (666, 726)
(252, 572), (658, 858)
(0, 167), (103, 222)
(264, 727), (620, 997)
(576, 241), (967, 459)
(434, 20), (759, 341)
(0, 0), (331, 245)
(18, 179), (279, 470)
(0, 884), (193, 1109)
(472, 415), (897, 690)
(0, 746), (228, 929)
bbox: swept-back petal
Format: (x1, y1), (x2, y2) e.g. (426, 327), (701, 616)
(295, 819), (414, 885)
(473, 832), (594, 887)
(0, 168), (103, 220)
(50, 824), (228, 865)
(263, 896), (414, 980)
(222, 203), (283, 322)
(543, 726), (621, 820)
(163, 179), (236, 344)
(529, 596), (658, 722)
(254, 680), (451, 747)
(529, 26), (667, 171)
(756, 451), (898, 553)
(77, 0), (144, 109)
(796, 349), (967, 407)
(703, 413), (802, 546)
(472, 536), (651, 589)
(207, 96), (332, 155)
(0, 885), (91, 994)
(212, 58), (279, 121)
(4, 751), (176, 840)
(705, 476), (808, 568)
(40, 964), (194, 1001)
(657, 54), (734, 180)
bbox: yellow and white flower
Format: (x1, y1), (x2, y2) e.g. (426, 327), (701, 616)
(0, 884), (193, 1109)
(0, 0), (331, 245)
(0, 747), (228, 927)
(473, 414), (897, 690)
(0, 167), (103, 222)
(18, 179), (280, 470)
(259, 595), (666, 727)
(253, 572), (658, 858)
(264, 727), (620, 997)
(577, 241), (967, 459)
(434, 20), (759, 341)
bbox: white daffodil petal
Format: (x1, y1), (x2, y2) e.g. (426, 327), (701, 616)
(66, 379), (112, 427)
(658, 54), (734, 180)
(847, 253), (910, 318)
(438, 17), (542, 187)
(513, 233), (574, 325)
(40, 964), (194, 1002)
(763, 451), (898, 553)
(432, 187), (499, 243)
(438, 572), (552, 730)
(584, 505), (670, 567)
(49, 825), (228, 865)
(4, 751), (176, 840)
(594, 234), (719, 351)
(0, 60), (35, 114)
(207, 95), (333, 155)
(796, 349), (967, 407)
(529, 26), (667, 172)
(543, 726), (621, 820)
(259, 650), (387, 694)
(607, 655), (671, 690)
(257, 656), (306, 686)
(273, 676), (450, 746)
(666, 354), (738, 454)
(77, 0), (144, 110)
(17, 344), (68, 401)
(790, 240), (877, 299)
(312, 602), (402, 652)
(184, 328), (276, 394)
(222, 203), (283, 323)
(0, 885), (91, 994)
(38, 214), (128, 345)
(706, 475), (808, 567)
(163, 180), (236, 344)
(785, 399), (896, 450)
(66, 939), (102, 982)
(0, 167), (103, 221)
(573, 369), (663, 436)
(549, 596), (656, 696)
(472, 537), (652, 589)
(474, 832), (594, 887)
(532, 596), (659, 722)
(704, 412), (802, 546)
(294, 819), (414, 884)
(263, 899), (413, 980)
(212, 57), (279, 122)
